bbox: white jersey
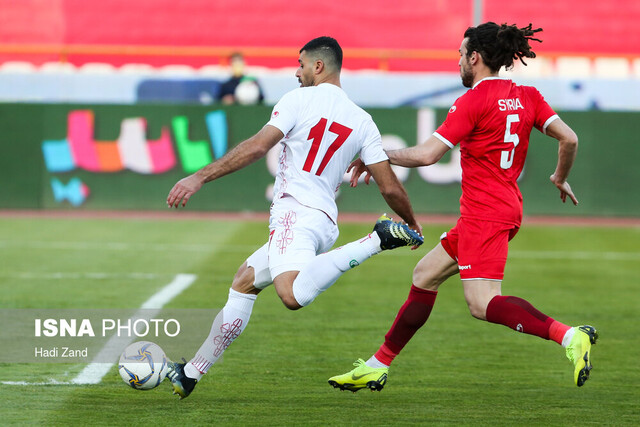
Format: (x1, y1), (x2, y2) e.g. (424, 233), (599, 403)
(266, 83), (388, 223)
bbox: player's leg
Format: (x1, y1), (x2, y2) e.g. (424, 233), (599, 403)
(268, 196), (336, 309)
(289, 214), (423, 308)
(462, 279), (501, 320)
(168, 245), (270, 399)
(470, 278), (598, 386)
(460, 220), (598, 386)
(460, 220), (569, 337)
(328, 241), (458, 392)
(273, 270), (301, 310)
(371, 242), (457, 365)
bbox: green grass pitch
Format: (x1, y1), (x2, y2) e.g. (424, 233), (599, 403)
(0, 215), (638, 425)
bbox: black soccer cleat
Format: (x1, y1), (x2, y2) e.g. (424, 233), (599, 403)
(167, 358), (198, 399)
(373, 214), (423, 250)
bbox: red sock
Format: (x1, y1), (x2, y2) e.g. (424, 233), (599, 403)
(485, 295), (558, 340)
(374, 285), (438, 366)
(548, 320), (572, 345)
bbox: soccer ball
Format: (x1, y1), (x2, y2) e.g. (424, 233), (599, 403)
(118, 341), (168, 390)
(234, 80), (261, 105)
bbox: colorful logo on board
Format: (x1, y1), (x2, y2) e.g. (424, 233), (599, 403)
(41, 110), (228, 206)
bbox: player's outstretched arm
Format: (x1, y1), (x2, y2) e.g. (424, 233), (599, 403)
(367, 160), (422, 238)
(545, 118), (579, 205)
(348, 135), (450, 188)
(386, 135), (450, 168)
(167, 125), (284, 208)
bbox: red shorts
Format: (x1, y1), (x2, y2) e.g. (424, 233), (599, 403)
(440, 217), (519, 281)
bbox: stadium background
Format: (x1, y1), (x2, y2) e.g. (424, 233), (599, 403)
(0, 0), (639, 218)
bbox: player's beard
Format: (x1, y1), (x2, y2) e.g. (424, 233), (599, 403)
(298, 72), (314, 87)
(461, 63), (474, 88)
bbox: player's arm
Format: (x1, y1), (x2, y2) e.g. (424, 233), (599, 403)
(545, 118), (579, 205)
(348, 135), (450, 186)
(366, 160), (422, 236)
(167, 125), (284, 208)
(386, 134), (451, 167)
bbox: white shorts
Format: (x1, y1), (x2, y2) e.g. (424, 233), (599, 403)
(246, 195), (339, 289)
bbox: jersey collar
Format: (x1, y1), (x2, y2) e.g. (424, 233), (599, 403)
(472, 77), (510, 89)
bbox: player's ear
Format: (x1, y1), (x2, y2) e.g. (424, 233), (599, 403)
(471, 51), (481, 65)
(314, 59), (325, 75)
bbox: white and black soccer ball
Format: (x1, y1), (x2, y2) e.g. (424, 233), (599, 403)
(118, 341), (168, 390)
(234, 80), (261, 105)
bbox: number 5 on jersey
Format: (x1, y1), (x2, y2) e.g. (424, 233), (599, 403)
(501, 113), (520, 169)
(304, 118), (353, 176)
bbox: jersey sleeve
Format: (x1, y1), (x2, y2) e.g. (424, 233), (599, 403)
(433, 92), (477, 147)
(532, 88), (559, 134)
(266, 89), (300, 136)
(359, 118), (389, 165)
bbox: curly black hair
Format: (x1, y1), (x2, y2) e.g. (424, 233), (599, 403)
(464, 22), (543, 72)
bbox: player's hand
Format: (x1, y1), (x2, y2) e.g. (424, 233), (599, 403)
(167, 174), (205, 208)
(549, 174), (578, 205)
(347, 158), (372, 187)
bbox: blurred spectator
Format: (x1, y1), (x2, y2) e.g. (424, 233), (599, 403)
(219, 53), (264, 105)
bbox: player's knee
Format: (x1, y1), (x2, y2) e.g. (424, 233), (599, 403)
(466, 300), (487, 320)
(412, 267), (440, 291)
(280, 294), (302, 310)
(231, 263), (260, 295)
(273, 272), (303, 310)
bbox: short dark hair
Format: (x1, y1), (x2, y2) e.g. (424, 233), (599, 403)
(300, 36), (343, 71)
(464, 22), (543, 72)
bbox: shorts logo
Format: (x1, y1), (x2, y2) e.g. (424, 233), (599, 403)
(516, 323), (524, 332)
(276, 210), (296, 254)
(458, 264), (471, 270)
(349, 259), (360, 268)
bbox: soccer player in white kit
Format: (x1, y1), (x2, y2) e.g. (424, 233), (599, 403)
(165, 37), (423, 398)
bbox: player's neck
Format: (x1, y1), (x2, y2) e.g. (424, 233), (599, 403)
(472, 70), (499, 87)
(314, 74), (341, 88)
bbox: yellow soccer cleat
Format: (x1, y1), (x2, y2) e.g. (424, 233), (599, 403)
(328, 359), (388, 392)
(565, 325), (598, 387)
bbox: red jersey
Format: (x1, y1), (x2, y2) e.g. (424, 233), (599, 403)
(434, 78), (558, 226)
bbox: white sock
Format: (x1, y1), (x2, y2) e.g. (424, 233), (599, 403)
(292, 233), (381, 306)
(365, 355), (389, 369)
(561, 327), (576, 348)
(186, 288), (257, 379)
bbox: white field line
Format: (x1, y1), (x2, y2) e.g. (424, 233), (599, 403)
(1, 273), (197, 386)
(71, 273), (196, 384)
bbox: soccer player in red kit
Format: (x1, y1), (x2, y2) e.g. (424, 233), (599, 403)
(329, 22), (597, 391)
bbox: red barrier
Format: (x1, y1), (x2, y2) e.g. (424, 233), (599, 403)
(0, 0), (638, 70)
